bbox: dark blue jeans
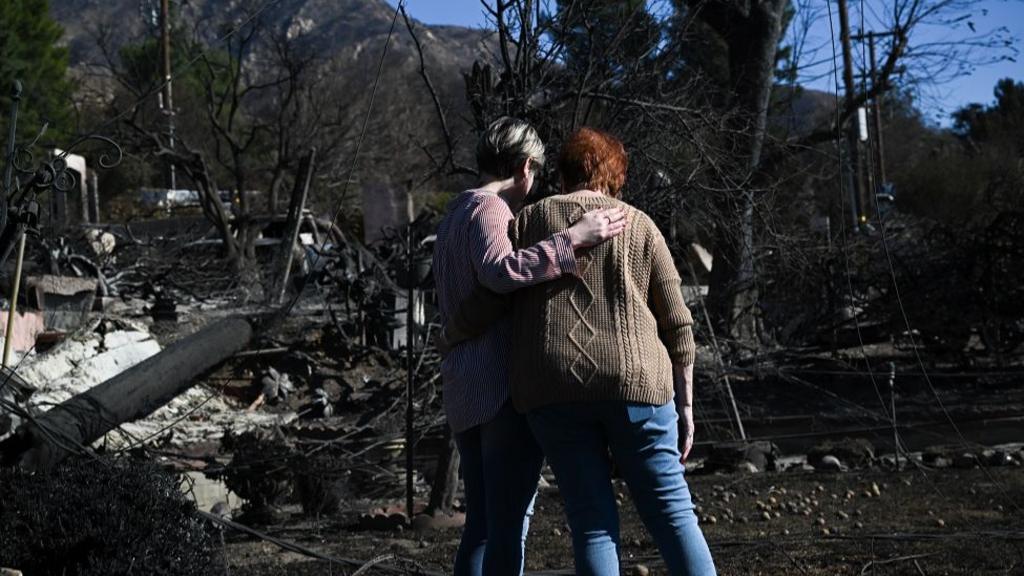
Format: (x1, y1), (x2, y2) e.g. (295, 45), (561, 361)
(527, 400), (716, 576)
(453, 401), (544, 576)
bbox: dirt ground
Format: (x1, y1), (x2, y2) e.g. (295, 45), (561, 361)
(224, 464), (1024, 575)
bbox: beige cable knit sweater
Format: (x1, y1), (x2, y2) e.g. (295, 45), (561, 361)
(507, 191), (695, 412)
(442, 191), (696, 413)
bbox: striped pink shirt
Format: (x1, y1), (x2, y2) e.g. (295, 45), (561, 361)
(433, 189), (577, 432)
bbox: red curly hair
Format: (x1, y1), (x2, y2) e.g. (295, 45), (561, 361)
(558, 127), (628, 197)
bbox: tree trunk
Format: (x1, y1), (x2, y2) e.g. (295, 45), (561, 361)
(704, 0), (786, 342)
(426, 428), (461, 515)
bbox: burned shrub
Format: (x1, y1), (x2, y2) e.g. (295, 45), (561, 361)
(295, 452), (353, 517)
(0, 456), (218, 576)
(214, 428), (295, 524)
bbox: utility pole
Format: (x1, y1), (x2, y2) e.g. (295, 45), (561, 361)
(867, 33), (888, 188)
(852, 29), (898, 208)
(837, 0), (866, 229)
(159, 0), (176, 190)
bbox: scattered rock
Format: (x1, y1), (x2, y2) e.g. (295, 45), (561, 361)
(410, 511), (466, 531)
(814, 454), (847, 472)
(808, 437), (875, 469)
(953, 453), (980, 469)
(704, 441), (780, 473)
(982, 450), (1014, 466)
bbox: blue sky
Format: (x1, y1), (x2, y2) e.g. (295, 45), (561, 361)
(391, 0), (1023, 124)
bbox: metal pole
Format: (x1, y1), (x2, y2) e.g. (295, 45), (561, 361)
(685, 260), (746, 440)
(3, 232), (26, 367)
(888, 362), (899, 470)
(405, 225), (416, 520)
(837, 0), (866, 228)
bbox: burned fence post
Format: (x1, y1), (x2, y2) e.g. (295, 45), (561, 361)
(426, 427), (460, 515)
(276, 147), (317, 303)
(88, 171), (99, 224)
(405, 223), (416, 519)
(0, 317), (253, 471)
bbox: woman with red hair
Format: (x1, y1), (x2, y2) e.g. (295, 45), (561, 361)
(447, 127), (716, 575)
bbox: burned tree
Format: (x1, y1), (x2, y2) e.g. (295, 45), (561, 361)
(100, 4), (357, 288)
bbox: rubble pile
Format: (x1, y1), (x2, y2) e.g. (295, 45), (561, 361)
(9, 319), (289, 449)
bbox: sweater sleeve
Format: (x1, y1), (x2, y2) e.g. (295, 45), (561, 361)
(468, 195), (577, 294)
(647, 229), (696, 367)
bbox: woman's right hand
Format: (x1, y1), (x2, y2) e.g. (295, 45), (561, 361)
(679, 405), (695, 462)
(567, 207), (627, 248)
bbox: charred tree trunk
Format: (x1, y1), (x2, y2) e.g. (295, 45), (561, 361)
(426, 428), (461, 515)
(276, 148), (316, 303)
(690, 0), (787, 342)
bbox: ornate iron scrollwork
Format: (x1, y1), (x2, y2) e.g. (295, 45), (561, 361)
(1, 80), (125, 266)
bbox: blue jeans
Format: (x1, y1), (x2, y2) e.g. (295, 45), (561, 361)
(527, 401), (716, 576)
(453, 402), (544, 576)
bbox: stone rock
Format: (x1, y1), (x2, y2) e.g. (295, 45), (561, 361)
(982, 450), (1013, 467)
(814, 454), (847, 472)
(953, 453), (980, 469)
(737, 461), (760, 473)
(704, 441), (780, 473)
(410, 511), (466, 531)
(808, 437), (874, 469)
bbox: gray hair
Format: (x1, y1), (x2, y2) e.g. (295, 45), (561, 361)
(475, 117), (546, 178)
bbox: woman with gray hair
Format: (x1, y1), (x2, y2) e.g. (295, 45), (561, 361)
(433, 117), (626, 576)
